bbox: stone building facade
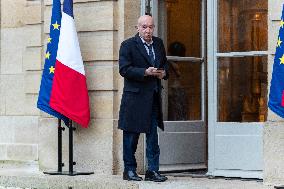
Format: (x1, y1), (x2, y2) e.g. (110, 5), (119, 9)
(0, 0), (284, 186)
(0, 0), (141, 175)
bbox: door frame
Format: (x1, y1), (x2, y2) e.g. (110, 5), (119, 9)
(140, 0), (208, 171)
(207, 0), (267, 179)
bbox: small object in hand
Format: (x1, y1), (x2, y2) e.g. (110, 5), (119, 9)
(156, 68), (164, 73)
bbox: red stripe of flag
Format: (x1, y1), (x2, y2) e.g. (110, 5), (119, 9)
(50, 60), (90, 128)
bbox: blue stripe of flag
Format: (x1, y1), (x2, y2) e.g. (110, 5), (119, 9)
(37, 0), (69, 126)
(63, 0), (74, 18)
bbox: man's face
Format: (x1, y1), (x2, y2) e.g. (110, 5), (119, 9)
(137, 16), (155, 43)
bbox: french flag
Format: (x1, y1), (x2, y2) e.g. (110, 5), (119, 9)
(49, 0), (90, 128)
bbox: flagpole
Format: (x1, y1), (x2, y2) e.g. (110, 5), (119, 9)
(43, 118), (65, 175)
(66, 120), (94, 176)
(58, 119), (64, 172)
(44, 119), (94, 176)
(275, 186), (284, 189)
(69, 120), (75, 173)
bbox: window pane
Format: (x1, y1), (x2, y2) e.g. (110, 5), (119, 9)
(145, 0), (152, 15)
(167, 60), (201, 121)
(218, 56), (267, 122)
(218, 0), (268, 52)
(166, 0), (201, 57)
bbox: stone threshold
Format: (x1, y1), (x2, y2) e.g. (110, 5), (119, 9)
(0, 173), (276, 189)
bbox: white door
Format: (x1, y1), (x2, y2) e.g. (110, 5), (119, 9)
(207, 0), (268, 179)
(141, 0), (207, 172)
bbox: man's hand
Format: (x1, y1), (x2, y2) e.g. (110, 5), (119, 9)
(145, 67), (159, 76)
(157, 70), (166, 79)
(145, 67), (165, 79)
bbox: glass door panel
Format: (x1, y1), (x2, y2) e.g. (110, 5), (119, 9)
(218, 0), (268, 52)
(165, 0), (203, 122)
(166, 0), (201, 57)
(218, 56), (268, 122)
(167, 60), (202, 121)
(217, 0), (268, 123)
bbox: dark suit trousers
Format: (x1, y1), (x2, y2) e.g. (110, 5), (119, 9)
(123, 91), (160, 172)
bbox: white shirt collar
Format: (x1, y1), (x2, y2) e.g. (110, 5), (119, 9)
(140, 36), (153, 46)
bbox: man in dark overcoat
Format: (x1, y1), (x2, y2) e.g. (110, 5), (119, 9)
(118, 15), (169, 182)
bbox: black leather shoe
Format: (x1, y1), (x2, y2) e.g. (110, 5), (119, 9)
(123, 170), (143, 181)
(145, 170), (168, 182)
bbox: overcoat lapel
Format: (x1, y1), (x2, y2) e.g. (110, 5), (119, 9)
(135, 35), (154, 66)
(152, 39), (161, 68)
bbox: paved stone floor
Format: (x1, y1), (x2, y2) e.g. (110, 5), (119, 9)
(0, 168), (280, 189)
(0, 173), (278, 189)
(0, 187), (30, 189)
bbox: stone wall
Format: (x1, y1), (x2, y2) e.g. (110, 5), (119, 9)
(0, 0), (41, 171)
(264, 0), (284, 185)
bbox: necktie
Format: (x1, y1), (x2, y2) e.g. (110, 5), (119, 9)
(145, 44), (155, 66)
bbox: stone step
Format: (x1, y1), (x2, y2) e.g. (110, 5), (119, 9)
(0, 173), (275, 189)
(0, 144), (38, 162)
(0, 161), (39, 177)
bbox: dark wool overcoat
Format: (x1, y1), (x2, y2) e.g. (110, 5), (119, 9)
(118, 34), (169, 133)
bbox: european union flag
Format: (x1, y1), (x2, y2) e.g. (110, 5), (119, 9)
(268, 4), (284, 118)
(37, 0), (69, 125)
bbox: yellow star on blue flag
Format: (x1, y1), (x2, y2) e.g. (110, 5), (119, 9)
(47, 37), (52, 44)
(280, 54), (284, 64)
(49, 66), (55, 74)
(45, 51), (51, 59)
(52, 21), (60, 30)
(281, 20), (284, 28)
(277, 37), (282, 47)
